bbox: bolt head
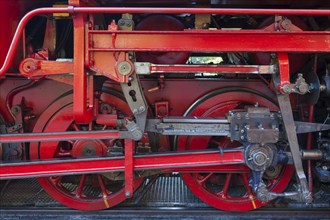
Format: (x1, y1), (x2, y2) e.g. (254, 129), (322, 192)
(117, 61), (133, 76)
(125, 191), (131, 198)
(139, 106), (145, 113)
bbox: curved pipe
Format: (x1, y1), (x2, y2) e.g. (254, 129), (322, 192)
(0, 7), (70, 77)
(0, 6), (329, 77)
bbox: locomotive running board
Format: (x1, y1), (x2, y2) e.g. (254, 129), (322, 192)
(0, 149), (244, 180)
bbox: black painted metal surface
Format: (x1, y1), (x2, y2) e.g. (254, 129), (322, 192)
(1, 176), (330, 220)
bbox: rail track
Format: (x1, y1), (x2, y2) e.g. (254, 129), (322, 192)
(1, 176), (329, 220)
(1, 208), (330, 220)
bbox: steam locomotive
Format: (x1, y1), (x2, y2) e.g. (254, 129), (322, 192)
(0, 0), (329, 212)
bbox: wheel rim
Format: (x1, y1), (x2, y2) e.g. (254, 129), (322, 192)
(30, 91), (143, 210)
(177, 89), (294, 212)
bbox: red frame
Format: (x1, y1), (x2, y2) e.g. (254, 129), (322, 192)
(0, 3), (328, 199)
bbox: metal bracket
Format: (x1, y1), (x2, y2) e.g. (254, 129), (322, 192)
(121, 73), (148, 134)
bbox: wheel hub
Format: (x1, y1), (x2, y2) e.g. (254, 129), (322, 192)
(177, 89), (294, 212)
(245, 144), (277, 172)
(29, 91), (144, 211)
(72, 140), (107, 158)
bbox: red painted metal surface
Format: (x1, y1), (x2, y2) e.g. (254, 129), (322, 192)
(72, 7), (330, 15)
(0, 0), (21, 70)
(177, 89), (294, 212)
(89, 30), (330, 53)
(124, 139), (134, 198)
(0, 150), (245, 179)
(35, 172), (143, 211)
(73, 13), (94, 124)
(0, 6), (329, 77)
(277, 53), (290, 94)
(148, 64), (273, 74)
(0, 7), (72, 77)
(0, 0), (328, 212)
(27, 91), (144, 210)
(251, 16), (310, 74)
(19, 59), (73, 78)
(135, 15), (190, 64)
(0, 130), (120, 143)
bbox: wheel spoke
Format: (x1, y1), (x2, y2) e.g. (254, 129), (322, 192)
(71, 122), (81, 131)
(241, 173), (253, 197)
(51, 176), (63, 186)
(97, 174), (110, 196)
(76, 175), (86, 198)
(177, 91), (293, 211)
(34, 92), (145, 210)
(197, 173), (214, 186)
(218, 173), (232, 198)
(88, 121), (93, 131)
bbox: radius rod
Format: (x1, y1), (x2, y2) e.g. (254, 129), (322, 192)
(0, 118), (329, 143)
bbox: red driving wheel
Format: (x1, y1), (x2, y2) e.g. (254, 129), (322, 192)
(135, 15), (190, 64)
(30, 90), (143, 210)
(177, 88), (294, 212)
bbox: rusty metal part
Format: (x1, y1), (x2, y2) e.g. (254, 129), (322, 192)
(195, 14), (211, 29)
(146, 117), (229, 136)
(228, 107), (280, 144)
(118, 13), (134, 31)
